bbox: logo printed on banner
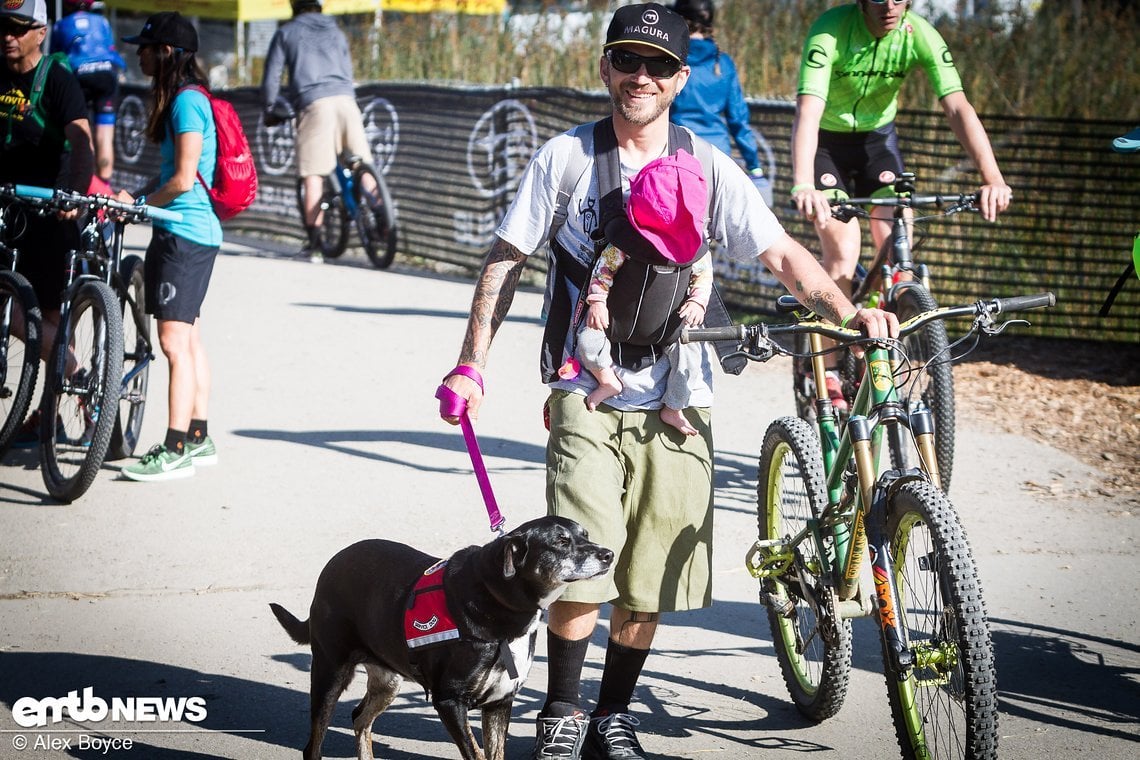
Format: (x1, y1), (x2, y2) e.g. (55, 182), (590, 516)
(467, 99), (537, 199)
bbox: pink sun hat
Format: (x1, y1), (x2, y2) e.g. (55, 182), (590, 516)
(626, 148), (708, 265)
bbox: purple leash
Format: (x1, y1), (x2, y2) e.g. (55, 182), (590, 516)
(436, 366), (506, 535)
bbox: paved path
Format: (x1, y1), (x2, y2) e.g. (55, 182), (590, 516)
(1, 232), (1136, 759)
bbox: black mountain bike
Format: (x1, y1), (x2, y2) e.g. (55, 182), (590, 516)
(796, 173), (986, 492)
(296, 150), (398, 269)
(11, 185), (177, 502)
(0, 186), (42, 458)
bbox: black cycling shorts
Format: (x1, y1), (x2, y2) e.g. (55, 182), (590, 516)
(144, 228), (219, 323)
(77, 70), (119, 126)
(11, 212), (76, 313)
(814, 123), (905, 199)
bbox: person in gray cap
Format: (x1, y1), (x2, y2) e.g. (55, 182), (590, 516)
(439, 3), (897, 758)
(1, 0), (95, 446)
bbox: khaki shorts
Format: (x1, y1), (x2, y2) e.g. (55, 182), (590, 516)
(295, 95), (371, 177)
(545, 390), (714, 612)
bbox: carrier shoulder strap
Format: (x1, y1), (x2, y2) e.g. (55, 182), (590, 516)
(549, 122), (596, 247)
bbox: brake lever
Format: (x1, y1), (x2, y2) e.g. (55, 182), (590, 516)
(983, 318), (1030, 336)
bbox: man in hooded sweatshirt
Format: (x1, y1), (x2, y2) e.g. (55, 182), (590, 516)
(260, 0), (376, 262)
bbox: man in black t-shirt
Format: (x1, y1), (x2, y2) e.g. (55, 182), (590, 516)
(1, 0), (94, 442)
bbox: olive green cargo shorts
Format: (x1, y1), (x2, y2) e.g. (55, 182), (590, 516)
(545, 390), (714, 612)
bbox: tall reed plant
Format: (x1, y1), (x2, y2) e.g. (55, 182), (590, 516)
(347, 0), (1139, 120)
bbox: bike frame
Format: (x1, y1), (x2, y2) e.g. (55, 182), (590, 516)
(753, 307), (978, 672)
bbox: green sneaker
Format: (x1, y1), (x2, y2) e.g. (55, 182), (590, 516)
(185, 436), (218, 466)
(120, 444), (195, 482)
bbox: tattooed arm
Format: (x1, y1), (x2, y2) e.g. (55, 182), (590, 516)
(441, 236), (528, 424)
(759, 233), (898, 339)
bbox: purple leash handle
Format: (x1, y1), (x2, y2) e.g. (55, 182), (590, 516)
(436, 367), (506, 535)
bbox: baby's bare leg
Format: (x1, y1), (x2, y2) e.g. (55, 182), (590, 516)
(586, 367), (622, 411)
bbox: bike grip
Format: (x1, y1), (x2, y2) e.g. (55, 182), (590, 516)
(995, 292), (1056, 313)
(144, 205), (183, 223)
(13, 184), (54, 200)
(681, 325), (744, 343)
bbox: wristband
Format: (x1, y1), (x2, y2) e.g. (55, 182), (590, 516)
(135, 195), (146, 207)
(840, 312), (856, 330)
(789, 184), (815, 195)
(444, 364), (484, 391)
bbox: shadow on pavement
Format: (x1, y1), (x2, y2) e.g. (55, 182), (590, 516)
(989, 617), (1140, 744)
(0, 651), (454, 759)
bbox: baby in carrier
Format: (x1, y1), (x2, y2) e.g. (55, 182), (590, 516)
(573, 149), (711, 436)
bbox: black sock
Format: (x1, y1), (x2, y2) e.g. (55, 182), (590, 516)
(542, 631), (590, 717)
(593, 640), (649, 717)
(164, 428), (187, 455)
(188, 419), (207, 444)
(306, 225), (321, 249)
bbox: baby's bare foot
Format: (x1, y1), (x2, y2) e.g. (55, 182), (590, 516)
(660, 406), (698, 436)
(586, 370), (622, 411)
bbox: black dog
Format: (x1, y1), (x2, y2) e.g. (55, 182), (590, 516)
(270, 516), (614, 760)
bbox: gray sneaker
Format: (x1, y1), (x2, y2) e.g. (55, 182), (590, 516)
(185, 435), (218, 466)
(532, 711), (587, 759)
(582, 713), (645, 760)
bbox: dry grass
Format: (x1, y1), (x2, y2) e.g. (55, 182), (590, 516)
(351, 1), (1140, 120)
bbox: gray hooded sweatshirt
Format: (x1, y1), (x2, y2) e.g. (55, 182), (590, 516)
(261, 12), (356, 112)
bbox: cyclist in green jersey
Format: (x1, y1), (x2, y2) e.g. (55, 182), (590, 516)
(789, 0), (1011, 407)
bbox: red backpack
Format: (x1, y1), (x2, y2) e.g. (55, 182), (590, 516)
(182, 85), (258, 221)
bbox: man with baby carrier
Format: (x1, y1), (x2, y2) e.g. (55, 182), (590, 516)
(439, 4), (897, 758)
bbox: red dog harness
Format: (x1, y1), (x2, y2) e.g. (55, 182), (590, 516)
(404, 560), (461, 650)
(403, 559), (520, 695)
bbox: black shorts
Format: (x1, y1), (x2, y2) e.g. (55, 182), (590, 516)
(11, 212), (77, 312)
(814, 123), (905, 199)
(76, 69), (119, 126)
(144, 228), (219, 323)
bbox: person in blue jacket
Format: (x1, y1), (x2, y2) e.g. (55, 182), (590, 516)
(669, 0), (771, 205)
(51, 0), (125, 184)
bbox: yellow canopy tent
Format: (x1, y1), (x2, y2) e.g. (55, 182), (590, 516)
(102, 0), (504, 21)
(100, 0), (505, 83)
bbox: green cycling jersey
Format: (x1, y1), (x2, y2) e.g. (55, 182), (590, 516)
(798, 5), (963, 133)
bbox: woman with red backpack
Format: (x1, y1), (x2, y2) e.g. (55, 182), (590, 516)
(116, 12), (220, 482)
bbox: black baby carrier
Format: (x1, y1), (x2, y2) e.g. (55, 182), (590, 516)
(540, 117), (744, 381)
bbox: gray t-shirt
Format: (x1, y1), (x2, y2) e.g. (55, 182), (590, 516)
(496, 124), (784, 411)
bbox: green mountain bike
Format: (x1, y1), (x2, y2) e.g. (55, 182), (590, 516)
(685, 291), (1055, 760)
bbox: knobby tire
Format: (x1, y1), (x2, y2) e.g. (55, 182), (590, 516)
(757, 416), (852, 721)
(40, 281), (123, 503)
(0, 270), (41, 457)
(296, 176), (349, 259)
(893, 286), (956, 491)
(352, 163), (397, 269)
(108, 255), (149, 461)
(884, 480), (998, 760)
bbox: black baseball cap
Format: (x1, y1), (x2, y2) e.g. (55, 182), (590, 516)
(123, 11), (199, 52)
(605, 2), (690, 62)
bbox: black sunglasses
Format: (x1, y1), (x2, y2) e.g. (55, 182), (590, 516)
(1, 23), (37, 38)
(606, 49), (682, 79)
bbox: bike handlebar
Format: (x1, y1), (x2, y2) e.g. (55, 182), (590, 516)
(681, 292), (1057, 354)
(3, 183), (183, 224)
